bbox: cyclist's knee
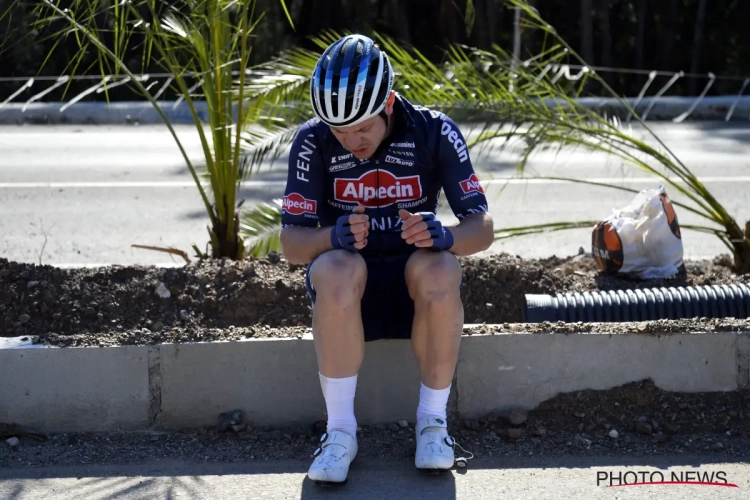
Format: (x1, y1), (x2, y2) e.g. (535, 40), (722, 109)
(310, 250), (367, 301)
(405, 249), (461, 299)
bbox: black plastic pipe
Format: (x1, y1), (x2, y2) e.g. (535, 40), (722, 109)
(524, 284), (750, 323)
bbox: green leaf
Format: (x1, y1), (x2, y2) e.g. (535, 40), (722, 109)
(240, 199), (283, 257)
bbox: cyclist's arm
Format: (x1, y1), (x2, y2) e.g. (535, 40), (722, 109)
(280, 226), (334, 265)
(279, 123), (333, 264)
(434, 115), (494, 257)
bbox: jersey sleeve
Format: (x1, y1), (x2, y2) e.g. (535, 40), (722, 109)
(281, 121), (325, 228)
(434, 114), (489, 221)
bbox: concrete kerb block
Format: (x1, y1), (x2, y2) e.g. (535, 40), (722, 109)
(155, 336), (424, 430)
(0, 339), (150, 432)
(1, 329), (746, 433)
(455, 331), (742, 420)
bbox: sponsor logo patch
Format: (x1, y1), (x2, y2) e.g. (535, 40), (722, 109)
(441, 121), (469, 163)
(334, 170), (422, 208)
(282, 193), (317, 215)
(385, 154), (415, 167)
(460, 173), (484, 194)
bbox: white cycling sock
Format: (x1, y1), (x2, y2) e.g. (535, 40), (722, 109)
(416, 382), (451, 421)
(319, 372), (358, 438)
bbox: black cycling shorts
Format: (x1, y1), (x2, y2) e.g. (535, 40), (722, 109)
(305, 252), (415, 342)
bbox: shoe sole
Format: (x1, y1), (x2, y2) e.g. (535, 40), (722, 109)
(314, 479), (348, 487)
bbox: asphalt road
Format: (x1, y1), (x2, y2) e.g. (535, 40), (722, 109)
(1, 122), (749, 266)
(1, 455), (748, 499)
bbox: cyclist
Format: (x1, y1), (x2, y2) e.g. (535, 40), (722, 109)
(280, 34), (494, 484)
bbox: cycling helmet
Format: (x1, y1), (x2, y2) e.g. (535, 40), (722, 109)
(310, 34), (395, 128)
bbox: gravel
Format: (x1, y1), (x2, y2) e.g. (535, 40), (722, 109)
(2, 381), (749, 469)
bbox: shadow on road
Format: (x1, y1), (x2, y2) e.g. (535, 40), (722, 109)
(3, 453), (749, 499)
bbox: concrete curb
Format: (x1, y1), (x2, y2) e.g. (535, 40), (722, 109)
(2, 96), (750, 125)
(2, 328), (748, 433)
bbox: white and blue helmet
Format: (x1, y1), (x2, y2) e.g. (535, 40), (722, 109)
(310, 34), (395, 128)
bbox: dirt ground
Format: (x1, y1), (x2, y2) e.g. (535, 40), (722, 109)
(3, 380), (750, 467)
(1, 250), (748, 347)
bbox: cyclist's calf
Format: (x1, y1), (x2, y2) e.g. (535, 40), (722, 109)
(309, 249), (367, 378)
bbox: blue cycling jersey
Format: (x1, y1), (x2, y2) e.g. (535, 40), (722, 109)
(281, 94), (489, 259)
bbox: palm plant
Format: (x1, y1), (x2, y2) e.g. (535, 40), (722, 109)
(27, 0), (293, 261)
(241, 0), (749, 274)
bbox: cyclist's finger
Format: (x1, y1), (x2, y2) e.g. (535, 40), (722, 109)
(401, 221), (427, 240)
(348, 214), (369, 225)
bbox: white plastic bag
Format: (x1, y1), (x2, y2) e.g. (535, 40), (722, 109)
(592, 185), (683, 279)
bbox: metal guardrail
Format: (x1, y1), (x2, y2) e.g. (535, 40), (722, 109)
(1, 64), (750, 122)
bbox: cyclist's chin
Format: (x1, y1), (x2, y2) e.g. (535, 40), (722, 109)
(351, 147), (371, 159)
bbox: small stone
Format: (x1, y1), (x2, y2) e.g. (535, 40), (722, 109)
(180, 310), (190, 321)
(231, 423), (247, 433)
(6, 437), (19, 448)
(152, 321), (164, 332)
(506, 428), (522, 441)
(398, 420), (409, 428)
(609, 429), (619, 439)
(508, 409), (527, 426)
(534, 427), (546, 437)
(636, 421), (653, 435)
(155, 282), (171, 299)
(18, 314), (30, 324)
(388, 423), (399, 432)
(712, 442), (724, 451)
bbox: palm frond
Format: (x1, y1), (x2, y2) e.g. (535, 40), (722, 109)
(240, 199), (283, 257)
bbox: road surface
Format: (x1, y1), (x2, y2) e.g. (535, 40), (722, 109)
(1, 455), (749, 499)
(1, 122), (749, 266)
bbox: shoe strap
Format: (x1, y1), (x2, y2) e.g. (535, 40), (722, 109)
(417, 416), (448, 435)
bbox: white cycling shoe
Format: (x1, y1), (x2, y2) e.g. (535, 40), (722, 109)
(308, 430), (358, 484)
(415, 416), (456, 470)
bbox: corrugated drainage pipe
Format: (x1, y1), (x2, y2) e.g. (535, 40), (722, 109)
(524, 284), (750, 323)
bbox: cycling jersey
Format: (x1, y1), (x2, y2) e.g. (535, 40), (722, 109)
(281, 94), (489, 259)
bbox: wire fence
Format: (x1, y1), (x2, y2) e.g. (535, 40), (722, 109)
(1, 63), (750, 122)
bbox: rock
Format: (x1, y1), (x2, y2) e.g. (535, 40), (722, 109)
(388, 423), (399, 432)
(155, 282), (171, 299)
(152, 321), (164, 332)
(712, 442), (724, 451)
(398, 420), (409, 428)
(609, 429), (619, 439)
(231, 423), (247, 433)
(180, 310), (190, 321)
(6, 437), (20, 448)
(636, 421), (653, 435)
(508, 409), (528, 426)
(218, 409), (244, 433)
(18, 314), (30, 324)
(506, 428), (522, 441)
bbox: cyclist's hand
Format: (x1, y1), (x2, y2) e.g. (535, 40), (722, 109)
(331, 203), (369, 251)
(398, 209), (454, 251)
